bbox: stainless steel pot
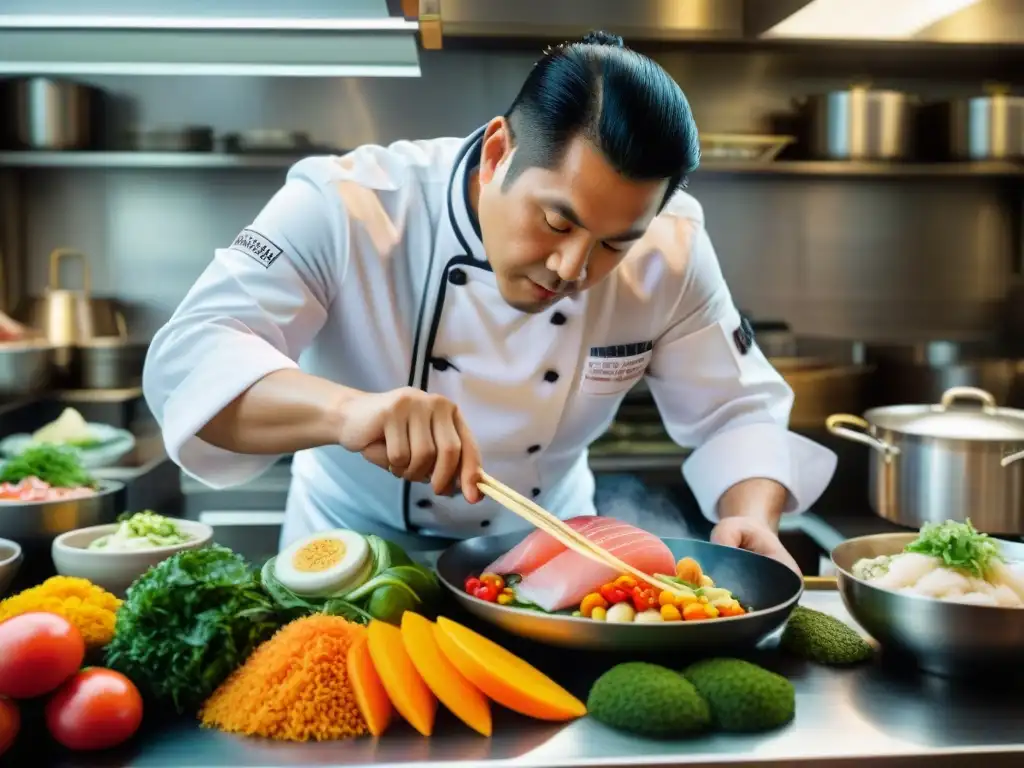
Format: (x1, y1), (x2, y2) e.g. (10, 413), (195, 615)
(827, 386), (1024, 534)
(0, 480), (124, 548)
(0, 340), (59, 397)
(943, 89), (1024, 161)
(800, 86), (914, 160)
(0, 77), (107, 150)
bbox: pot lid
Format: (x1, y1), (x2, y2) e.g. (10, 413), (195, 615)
(868, 387), (1024, 441)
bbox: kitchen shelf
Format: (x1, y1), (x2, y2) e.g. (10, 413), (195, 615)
(1, 152), (1023, 177)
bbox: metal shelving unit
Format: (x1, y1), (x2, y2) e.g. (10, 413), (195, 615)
(1, 152), (1022, 177)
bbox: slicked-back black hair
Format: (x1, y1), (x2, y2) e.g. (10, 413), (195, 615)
(502, 30), (700, 204)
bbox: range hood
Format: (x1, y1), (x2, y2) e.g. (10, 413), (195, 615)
(427, 0), (1024, 46)
(0, 0), (423, 77)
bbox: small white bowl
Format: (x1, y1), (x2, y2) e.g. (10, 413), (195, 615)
(52, 520), (214, 596)
(0, 538), (22, 597)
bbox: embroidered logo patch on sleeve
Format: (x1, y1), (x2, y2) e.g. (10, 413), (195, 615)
(732, 316), (755, 355)
(229, 229), (284, 269)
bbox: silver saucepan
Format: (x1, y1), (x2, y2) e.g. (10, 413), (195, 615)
(827, 386), (1024, 534)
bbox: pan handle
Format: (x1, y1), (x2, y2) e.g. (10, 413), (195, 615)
(1002, 450), (1024, 468)
(940, 386), (996, 410)
(825, 414), (900, 458)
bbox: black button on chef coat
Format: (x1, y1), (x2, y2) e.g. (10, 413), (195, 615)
(527, 444), (541, 454)
(543, 370), (559, 383)
(430, 357), (452, 372)
(448, 268), (467, 286)
(550, 311), (567, 325)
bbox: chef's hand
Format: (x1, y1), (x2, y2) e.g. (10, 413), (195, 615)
(710, 517), (802, 575)
(337, 387), (483, 503)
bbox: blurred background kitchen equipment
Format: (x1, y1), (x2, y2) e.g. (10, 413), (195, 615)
(827, 387), (1024, 534)
(0, 77), (108, 150)
(0, 340), (58, 397)
(919, 85), (1024, 161)
(223, 129), (313, 154)
(864, 340), (1024, 407)
(0, 537), (22, 597)
(69, 314), (146, 390)
(773, 356), (873, 430)
(834, 533), (1024, 678)
(699, 134), (795, 163)
(798, 86), (915, 160)
(127, 126), (215, 153)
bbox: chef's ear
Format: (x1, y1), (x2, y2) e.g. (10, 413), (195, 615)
(479, 116), (513, 185)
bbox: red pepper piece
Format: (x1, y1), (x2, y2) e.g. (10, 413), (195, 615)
(464, 576), (482, 594)
(630, 586), (657, 613)
(599, 584), (630, 604)
(473, 584), (499, 602)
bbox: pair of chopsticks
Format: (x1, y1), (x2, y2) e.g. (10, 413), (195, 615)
(476, 470), (689, 598)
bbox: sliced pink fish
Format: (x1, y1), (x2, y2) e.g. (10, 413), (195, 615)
(483, 516), (603, 575)
(514, 520), (675, 612)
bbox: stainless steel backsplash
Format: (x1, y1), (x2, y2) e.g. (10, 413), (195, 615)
(16, 48), (1021, 341)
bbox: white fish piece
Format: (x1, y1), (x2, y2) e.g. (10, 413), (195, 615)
(991, 584), (1023, 608)
(872, 552), (941, 590)
(987, 559), (1024, 602)
(911, 566), (972, 598)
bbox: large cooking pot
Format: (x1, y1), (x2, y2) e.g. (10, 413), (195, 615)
(826, 386), (1024, 533)
(930, 86), (1024, 161)
(0, 77), (107, 150)
(799, 86), (914, 161)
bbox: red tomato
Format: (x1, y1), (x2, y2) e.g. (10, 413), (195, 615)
(45, 668), (144, 751)
(463, 576), (482, 594)
(472, 583), (498, 602)
(0, 697), (19, 757)
(0, 612), (85, 699)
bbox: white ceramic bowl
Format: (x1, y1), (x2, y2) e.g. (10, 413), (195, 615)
(52, 520), (214, 595)
(0, 538), (22, 597)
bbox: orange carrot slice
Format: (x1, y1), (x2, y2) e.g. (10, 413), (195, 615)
(367, 619), (436, 736)
(434, 616), (586, 721)
(347, 636), (392, 737)
(401, 612), (492, 737)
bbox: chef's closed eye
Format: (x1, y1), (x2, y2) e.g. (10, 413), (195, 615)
(543, 210), (572, 233)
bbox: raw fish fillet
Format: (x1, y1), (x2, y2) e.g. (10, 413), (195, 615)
(493, 516), (675, 612)
(484, 516), (606, 576)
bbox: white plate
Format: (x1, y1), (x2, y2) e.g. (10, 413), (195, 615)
(0, 423), (137, 469)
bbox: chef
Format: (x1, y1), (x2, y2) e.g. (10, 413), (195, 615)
(143, 31), (837, 571)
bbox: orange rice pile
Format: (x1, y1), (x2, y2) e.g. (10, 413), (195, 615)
(199, 614), (368, 741)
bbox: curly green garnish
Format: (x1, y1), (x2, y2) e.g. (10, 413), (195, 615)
(904, 519), (1001, 578)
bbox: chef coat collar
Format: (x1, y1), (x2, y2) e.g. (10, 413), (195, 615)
(447, 125), (488, 263)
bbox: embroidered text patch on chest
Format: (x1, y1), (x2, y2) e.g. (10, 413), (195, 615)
(229, 228), (284, 269)
(580, 341), (654, 396)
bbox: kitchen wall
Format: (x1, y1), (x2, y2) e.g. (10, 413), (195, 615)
(12, 45), (1024, 340)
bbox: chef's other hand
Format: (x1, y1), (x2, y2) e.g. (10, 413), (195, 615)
(337, 387), (483, 503)
(710, 517), (801, 575)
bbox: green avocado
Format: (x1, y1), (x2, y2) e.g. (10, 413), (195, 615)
(587, 662), (711, 738)
(780, 606), (874, 666)
(682, 658), (795, 732)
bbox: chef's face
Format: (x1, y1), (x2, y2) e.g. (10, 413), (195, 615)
(474, 117), (669, 313)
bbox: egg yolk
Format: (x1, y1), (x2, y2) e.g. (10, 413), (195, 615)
(293, 538), (346, 572)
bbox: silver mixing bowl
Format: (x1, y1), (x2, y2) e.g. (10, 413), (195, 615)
(832, 533), (1024, 677)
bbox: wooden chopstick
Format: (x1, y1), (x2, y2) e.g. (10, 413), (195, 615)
(477, 471), (688, 597)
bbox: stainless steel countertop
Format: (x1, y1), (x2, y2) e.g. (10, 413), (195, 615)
(36, 590), (1024, 768)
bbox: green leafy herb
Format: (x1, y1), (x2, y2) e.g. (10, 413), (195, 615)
(0, 444), (97, 488)
(904, 519), (1002, 578)
(261, 534), (441, 626)
(105, 545), (280, 713)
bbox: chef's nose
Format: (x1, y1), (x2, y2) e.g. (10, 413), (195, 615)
(547, 241), (590, 283)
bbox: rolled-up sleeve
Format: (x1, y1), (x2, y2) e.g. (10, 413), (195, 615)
(645, 217), (837, 521)
(143, 159), (349, 489)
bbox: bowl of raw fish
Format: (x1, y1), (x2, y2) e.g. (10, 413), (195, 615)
(436, 528), (803, 653)
(832, 533), (1024, 677)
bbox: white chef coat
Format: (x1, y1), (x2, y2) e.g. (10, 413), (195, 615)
(143, 125), (838, 548)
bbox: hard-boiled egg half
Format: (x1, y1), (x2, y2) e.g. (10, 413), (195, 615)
(274, 529), (372, 597)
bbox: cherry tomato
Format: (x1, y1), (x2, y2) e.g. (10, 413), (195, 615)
(630, 587), (658, 613)
(46, 668), (144, 752)
(0, 612), (85, 699)
(463, 576), (482, 594)
(0, 697), (19, 757)
(479, 573), (505, 590)
(472, 584), (498, 602)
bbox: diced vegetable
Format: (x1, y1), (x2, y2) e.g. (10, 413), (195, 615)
(675, 557), (703, 584)
(634, 609), (664, 624)
(606, 603), (635, 623)
(599, 583), (630, 604)
(590, 606), (607, 621)
(660, 604), (682, 622)
(580, 593), (608, 618)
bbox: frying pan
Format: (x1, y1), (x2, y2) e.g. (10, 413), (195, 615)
(436, 533), (803, 652)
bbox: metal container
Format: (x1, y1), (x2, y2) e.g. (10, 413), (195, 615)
(70, 337), (147, 390)
(0, 480), (124, 548)
(944, 90), (1024, 161)
(0, 340), (59, 397)
(436, 532), (803, 652)
(827, 386), (1024, 534)
(772, 357), (872, 430)
(0, 77), (107, 150)
(833, 533), (1024, 678)
(801, 86), (914, 160)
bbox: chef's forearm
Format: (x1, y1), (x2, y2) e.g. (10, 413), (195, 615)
(197, 369), (361, 454)
(716, 477), (788, 531)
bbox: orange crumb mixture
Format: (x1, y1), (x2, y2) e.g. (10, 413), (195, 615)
(199, 614), (368, 741)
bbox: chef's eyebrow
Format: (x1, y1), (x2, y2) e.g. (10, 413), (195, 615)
(544, 200), (646, 243)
